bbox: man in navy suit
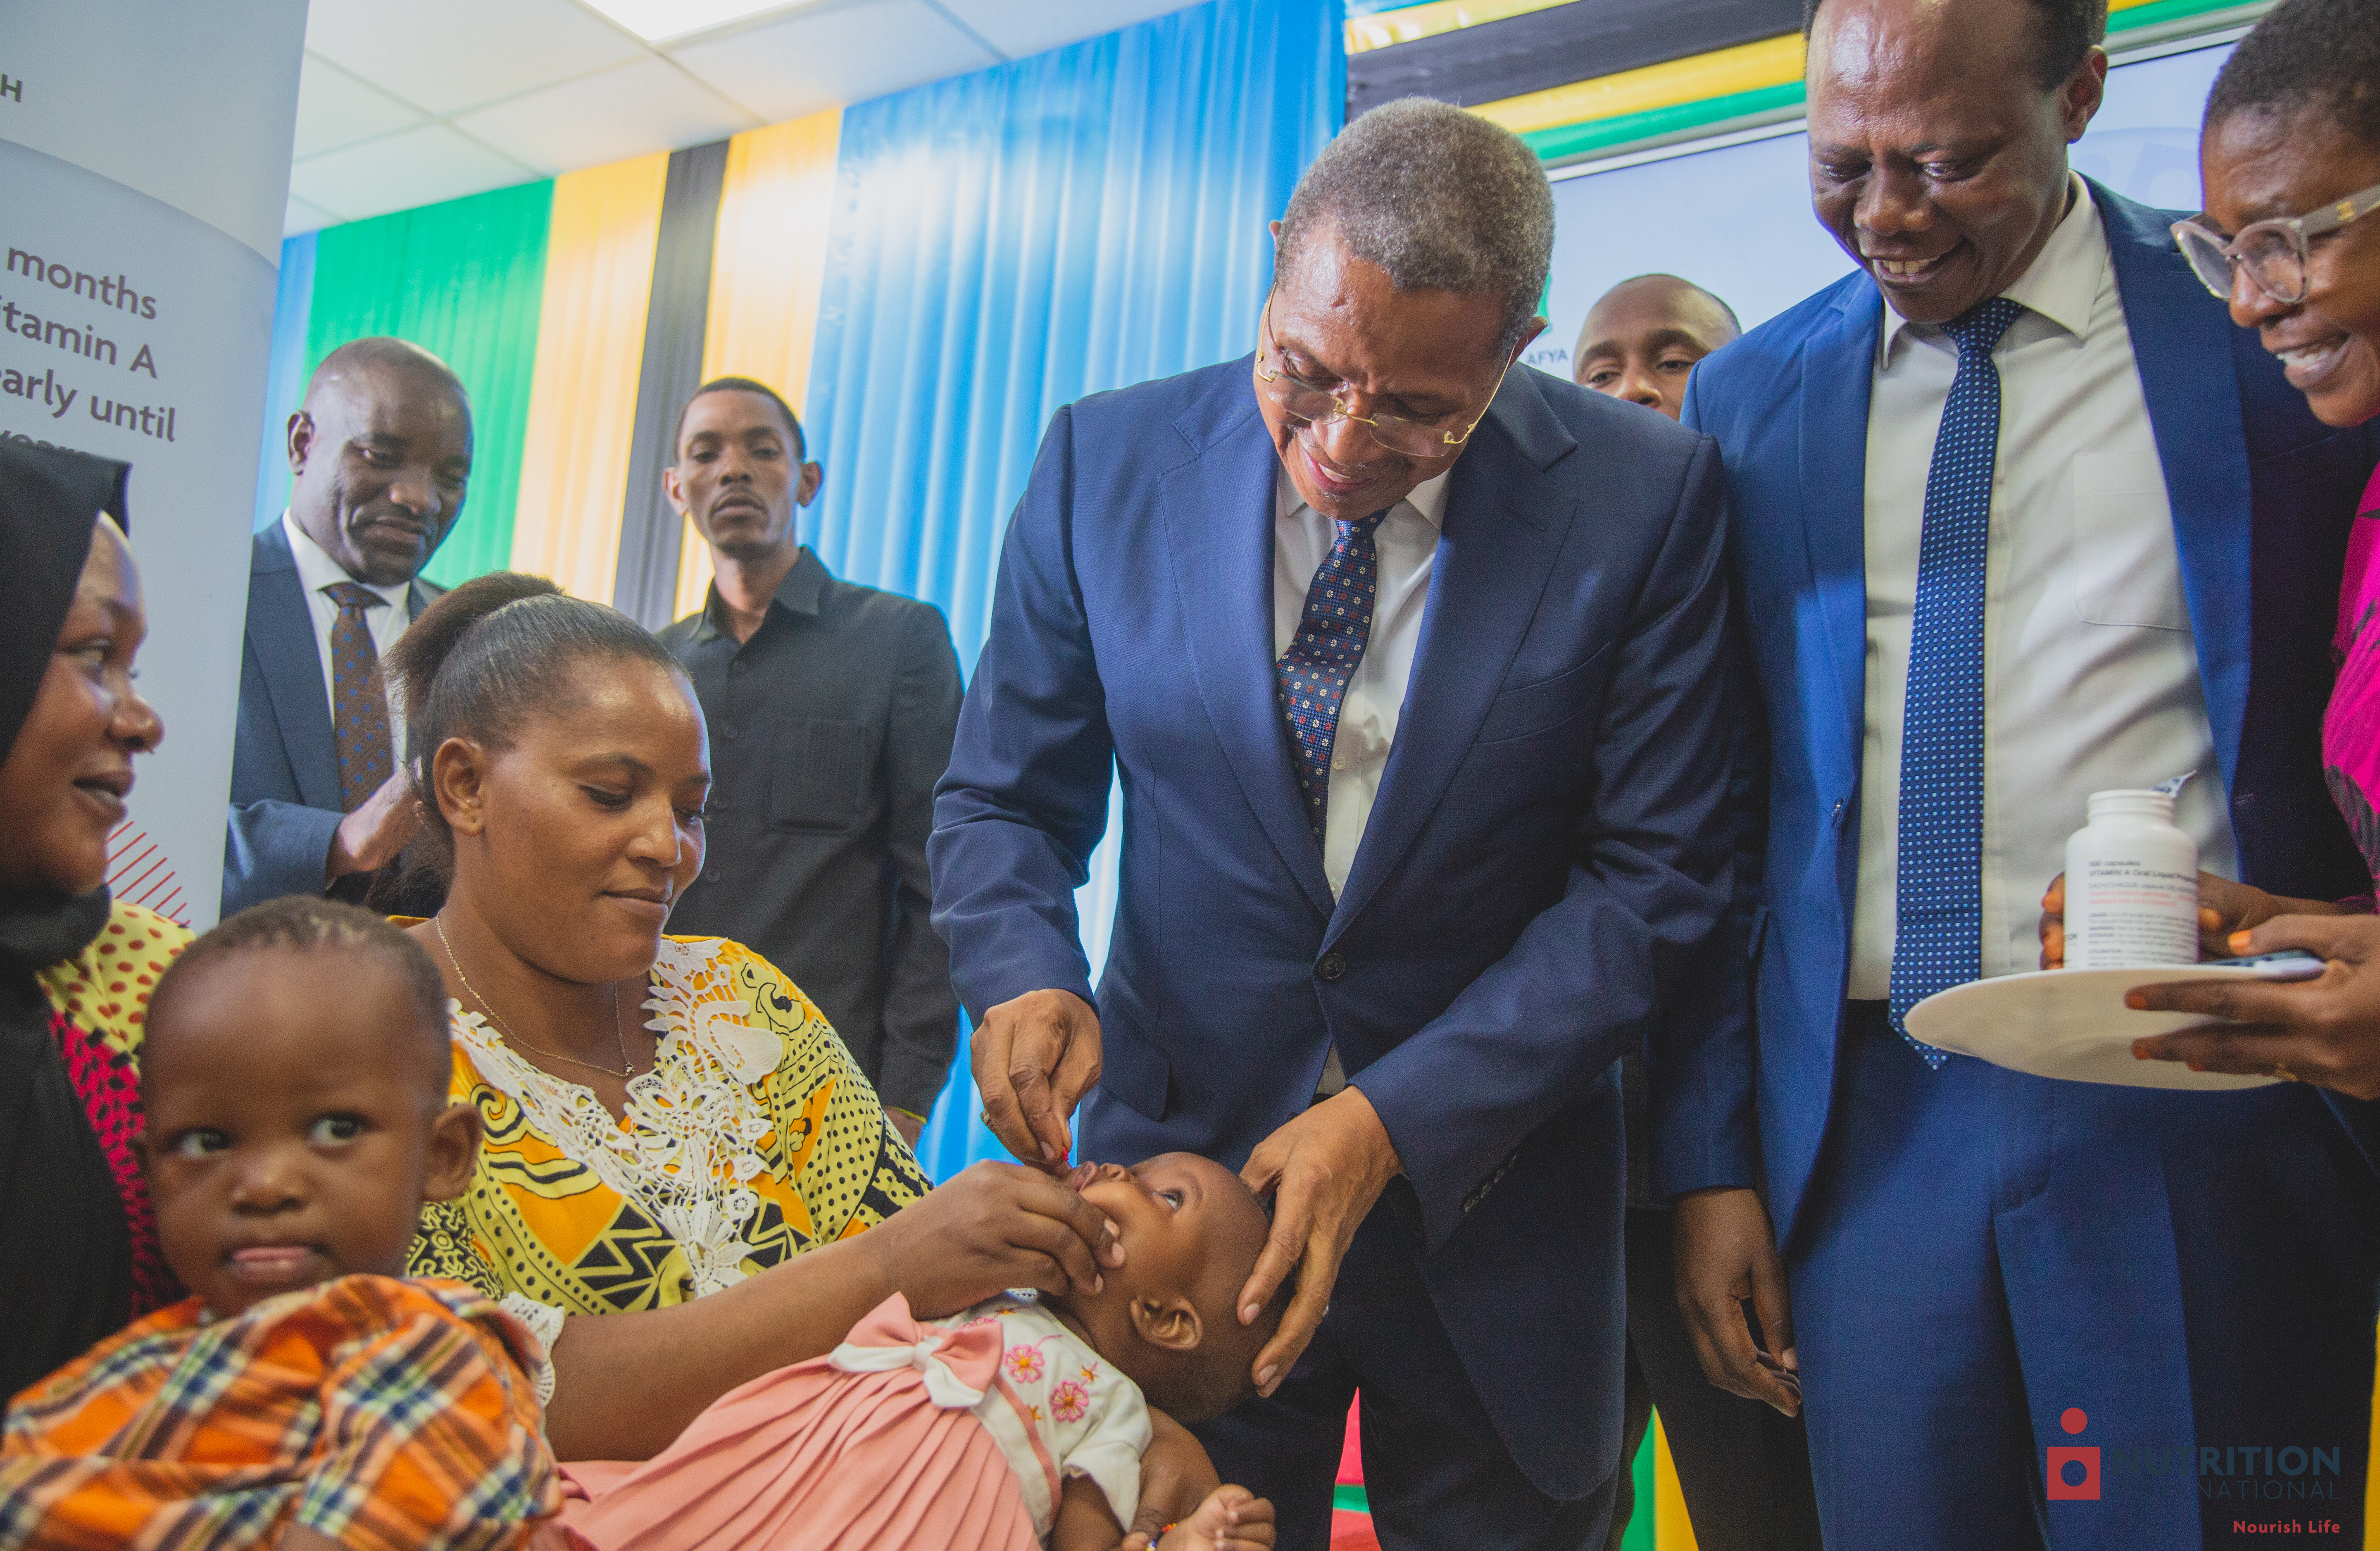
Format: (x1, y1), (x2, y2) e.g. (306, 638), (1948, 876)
(224, 338), (472, 915)
(1666, 1), (2380, 1547)
(933, 100), (1737, 1548)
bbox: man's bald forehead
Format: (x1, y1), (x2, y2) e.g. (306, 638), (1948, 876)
(1581, 275), (1741, 350)
(304, 337), (468, 413)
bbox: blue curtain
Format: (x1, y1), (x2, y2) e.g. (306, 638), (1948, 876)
(253, 231), (316, 532)
(802, 0), (1344, 1180)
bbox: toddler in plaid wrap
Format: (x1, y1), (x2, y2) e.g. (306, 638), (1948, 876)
(0, 898), (563, 1551)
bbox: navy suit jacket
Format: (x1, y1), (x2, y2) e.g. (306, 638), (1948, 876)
(931, 355), (1737, 1495)
(1665, 179), (2380, 1244)
(222, 522), (443, 916)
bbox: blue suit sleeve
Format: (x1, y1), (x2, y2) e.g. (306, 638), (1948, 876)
(220, 627), (342, 917)
(1351, 434), (1743, 1249)
(221, 801), (342, 915)
(930, 404), (1116, 1020)
(1642, 368), (1769, 1203)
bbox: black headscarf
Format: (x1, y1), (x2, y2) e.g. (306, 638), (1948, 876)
(0, 442), (129, 764)
(0, 440), (138, 1402)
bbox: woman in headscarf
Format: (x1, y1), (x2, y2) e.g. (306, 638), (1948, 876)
(0, 441), (183, 1400)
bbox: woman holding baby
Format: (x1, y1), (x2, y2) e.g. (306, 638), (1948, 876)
(381, 569), (1247, 1545)
(0, 442), (1241, 1546)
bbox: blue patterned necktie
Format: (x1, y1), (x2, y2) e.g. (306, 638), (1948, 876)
(1888, 297), (2024, 1062)
(1277, 509), (1390, 842)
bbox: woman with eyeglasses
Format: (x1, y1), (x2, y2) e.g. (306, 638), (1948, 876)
(2111, 0), (2380, 1097)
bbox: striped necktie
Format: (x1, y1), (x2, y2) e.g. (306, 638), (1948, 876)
(1277, 509), (1389, 843)
(325, 581), (395, 812)
(1888, 297), (2024, 1062)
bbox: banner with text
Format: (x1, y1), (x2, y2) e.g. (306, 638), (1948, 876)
(1, 1), (306, 927)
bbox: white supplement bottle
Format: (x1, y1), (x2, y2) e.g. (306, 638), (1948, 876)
(2062, 789), (2199, 970)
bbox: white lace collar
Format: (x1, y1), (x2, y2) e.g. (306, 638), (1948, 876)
(448, 936), (781, 1298)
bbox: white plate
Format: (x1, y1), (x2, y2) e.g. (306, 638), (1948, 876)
(1902, 966), (2286, 1091)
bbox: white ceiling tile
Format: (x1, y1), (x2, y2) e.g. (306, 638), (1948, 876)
(289, 123), (541, 224)
(292, 53), (428, 159)
(303, 0), (645, 116)
(454, 57), (757, 174)
(285, 192), (348, 237)
(668, 0), (996, 122)
(932, 0), (1202, 61)
(581, 0), (836, 44)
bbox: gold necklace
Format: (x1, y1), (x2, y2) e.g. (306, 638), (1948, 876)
(434, 915), (637, 1079)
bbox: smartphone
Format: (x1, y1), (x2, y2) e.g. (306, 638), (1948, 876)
(2199, 949), (2326, 980)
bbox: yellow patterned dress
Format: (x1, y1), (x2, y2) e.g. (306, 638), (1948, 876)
(407, 934), (928, 1356)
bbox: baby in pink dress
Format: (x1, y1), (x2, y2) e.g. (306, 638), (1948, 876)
(562, 1153), (1285, 1551)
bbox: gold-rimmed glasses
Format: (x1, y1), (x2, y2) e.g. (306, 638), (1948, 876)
(1253, 290), (1513, 459)
(2172, 179), (2380, 306)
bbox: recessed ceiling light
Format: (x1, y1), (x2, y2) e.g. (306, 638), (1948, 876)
(577, 0), (804, 44)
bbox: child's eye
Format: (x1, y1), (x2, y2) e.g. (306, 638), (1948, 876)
(309, 1115), (366, 1146)
(1157, 1189), (1183, 1211)
(168, 1128), (230, 1158)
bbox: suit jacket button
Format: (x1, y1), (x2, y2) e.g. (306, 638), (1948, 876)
(1318, 953), (1346, 982)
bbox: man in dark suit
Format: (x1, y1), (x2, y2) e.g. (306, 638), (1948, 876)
(1665, 1), (2380, 1546)
(224, 338), (471, 915)
(1573, 276), (1822, 1551)
(932, 99), (1737, 1548)
(657, 377), (963, 1146)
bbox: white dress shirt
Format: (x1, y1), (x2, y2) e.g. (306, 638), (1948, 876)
(1275, 463), (1449, 1094)
(1274, 464), (1451, 897)
(1849, 175), (2237, 999)
(281, 509), (411, 763)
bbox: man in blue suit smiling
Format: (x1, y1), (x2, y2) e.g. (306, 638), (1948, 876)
(1668, 1), (2380, 1547)
(933, 100), (1737, 1547)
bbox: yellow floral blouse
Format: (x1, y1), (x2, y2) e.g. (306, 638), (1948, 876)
(407, 934), (928, 1331)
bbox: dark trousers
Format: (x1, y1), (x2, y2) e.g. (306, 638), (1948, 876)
(1790, 1002), (2380, 1551)
(1605, 1206), (1825, 1551)
(1194, 1212), (1618, 1551)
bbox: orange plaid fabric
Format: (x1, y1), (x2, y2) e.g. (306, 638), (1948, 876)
(1, 1275), (561, 1551)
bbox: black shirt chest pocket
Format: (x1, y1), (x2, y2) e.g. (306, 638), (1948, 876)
(771, 718), (870, 832)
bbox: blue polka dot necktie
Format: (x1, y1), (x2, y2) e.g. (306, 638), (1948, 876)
(1888, 297), (2024, 1062)
(1277, 509), (1389, 843)
(325, 580), (395, 813)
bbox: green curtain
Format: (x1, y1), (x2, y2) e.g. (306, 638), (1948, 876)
(300, 181), (554, 588)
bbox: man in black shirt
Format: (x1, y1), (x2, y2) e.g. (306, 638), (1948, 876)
(657, 377), (963, 1144)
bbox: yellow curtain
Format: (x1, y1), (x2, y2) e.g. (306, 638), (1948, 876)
(672, 109), (845, 620)
(1654, 1415), (1702, 1551)
(509, 152), (670, 600)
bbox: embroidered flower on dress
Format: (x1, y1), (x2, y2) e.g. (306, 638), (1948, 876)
(1050, 1379), (1090, 1423)
(1005, 1345), (1047, 1384)
(447, 938), (782, 1299)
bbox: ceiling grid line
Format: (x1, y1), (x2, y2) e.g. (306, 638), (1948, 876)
(288, 0), (1201, 238)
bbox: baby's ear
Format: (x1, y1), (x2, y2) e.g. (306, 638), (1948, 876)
(423, 1101), (483, 1203)
(1130, 1292), (1204, 1354)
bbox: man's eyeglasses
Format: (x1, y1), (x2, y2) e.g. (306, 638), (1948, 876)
(2172, 179), (2380, 306)
(1253, 291), (1511, 460)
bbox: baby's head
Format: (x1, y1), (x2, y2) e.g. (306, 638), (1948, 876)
(1054, 1153), (1289, 1422)
(142, 898), (479, 1319)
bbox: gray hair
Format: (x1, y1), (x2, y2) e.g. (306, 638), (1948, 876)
(1276, 98), (1554, 355)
